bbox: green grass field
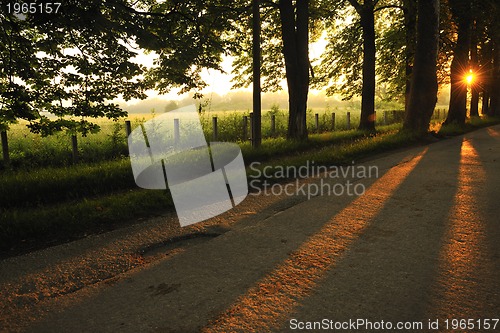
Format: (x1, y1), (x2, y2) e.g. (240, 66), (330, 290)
(1, 104), (453, 170)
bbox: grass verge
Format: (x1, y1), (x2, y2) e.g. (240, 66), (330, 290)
(1, 118), (498, 255)
(438, 116), (500, 136)
(1, 190), (173, 254)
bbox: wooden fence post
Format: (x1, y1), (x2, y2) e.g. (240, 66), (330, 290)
(331, 112), (336, 131)
(174, 118), (180, 145)
(271, 115), (276, 136)
(125, 120), (132, 137)
(1, 130), (9, 165)
(212, 116), (218, 141)
(242, 116), (248, 140)
(71, 135), (78, 164)
(249, 112), (254, 143)
(346, 112), (351, 130)
(315, 113), (319, 132)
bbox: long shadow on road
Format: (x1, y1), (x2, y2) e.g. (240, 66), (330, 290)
(272, 137), (464, 332)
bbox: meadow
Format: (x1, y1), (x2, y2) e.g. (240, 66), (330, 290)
(0, 106), (416, 169)
(1, 105), (472, 254)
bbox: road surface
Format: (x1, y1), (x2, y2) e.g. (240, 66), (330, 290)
(1, 125), (500, 332)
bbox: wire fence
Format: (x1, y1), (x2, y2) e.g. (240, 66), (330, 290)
(0, 109), (448, 168)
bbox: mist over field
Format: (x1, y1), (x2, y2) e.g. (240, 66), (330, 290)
(120, 88), (452, 115)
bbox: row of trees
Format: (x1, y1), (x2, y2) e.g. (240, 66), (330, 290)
(1, 0), (499, 141)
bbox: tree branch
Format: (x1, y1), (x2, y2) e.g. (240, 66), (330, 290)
(347, 0), (362, 14)
(104, 0), (196, 23)
(261, 0), (280, 9)
(374, 4), (404, 13)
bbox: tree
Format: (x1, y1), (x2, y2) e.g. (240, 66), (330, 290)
(229, 0), (322, 140)
(279, 0), (310, 139)
(376, 0), (417, 108)
(484, 0), (500, 116)
(346, 0), (381, 131)
(137, 0), (244, 96)
(443, 0), (472, 125)
(403, 0), (440, 133)
(479, 36), (493, 115)
(0, 9), (42, 131)
(403, 0), (417, 111)
(1, 0), (149, 136)
(376, 8), (409, 104)
(252, 0), (262, 146)
(315, 0), (423, 131)
(469, 17), (480, 117)
(2, 0), (242, 136)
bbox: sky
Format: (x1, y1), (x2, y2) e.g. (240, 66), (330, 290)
(122, 36), (329, 105)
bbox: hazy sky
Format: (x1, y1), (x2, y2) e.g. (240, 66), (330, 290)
(123, 36), (328, 105)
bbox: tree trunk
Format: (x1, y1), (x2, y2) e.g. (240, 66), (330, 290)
(403, 0), (440, 133)
(252, 0), (262, 147)
(482, 90), (490, 115)
(470, 20), (480, 117)
(358, 5), (376, 131)
(444, 1), (471, 125)
(279, 0), (309, 140)
(295, 0), (309, 138)
(490, 40), (500, 116)
(403, 0), (417, 112)
(481, 41), (493, 115)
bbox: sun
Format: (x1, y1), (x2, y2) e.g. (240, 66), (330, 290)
(466, 74), (474, 84)
(465, 70), (474, 85)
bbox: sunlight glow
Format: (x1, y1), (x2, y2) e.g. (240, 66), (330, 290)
(466, 74), (474, 84)
(466, 70), (474, 85)
(427, 139), (489, 319)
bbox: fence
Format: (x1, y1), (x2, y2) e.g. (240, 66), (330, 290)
(0, 109), (448, 166)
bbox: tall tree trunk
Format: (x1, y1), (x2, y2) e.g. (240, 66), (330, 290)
(481, 41), (493, 115)
(358, 5), (376, 131)
(403, 0), (440, 133)
(403, 0), (417, 112)
(444, 0), (472, 125)
(280, 0), (309, 140)
(470, 20), (480, 117)
(295, 0), (309, 137)
(482, 90), (490, 115)
(490, 40), (500, 116)
(252, 0), (262, 147)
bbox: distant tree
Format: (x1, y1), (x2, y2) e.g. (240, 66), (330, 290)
(230, 0), (317, 139)
(484, 0), (500, 116)
(479, 36), (493, 115)
(469, 14), (481, 117)
(314, 0), (423, 131)
(403, 0), (440, 133)
(376, 8), (410, 105)
(467, 0), (494, 118)
(164, 101), (179, 112)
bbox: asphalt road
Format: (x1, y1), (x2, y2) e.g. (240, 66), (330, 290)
(1, 125), (499, 332)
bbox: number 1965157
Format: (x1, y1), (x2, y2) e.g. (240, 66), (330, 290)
(6, 2), (61, 15)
